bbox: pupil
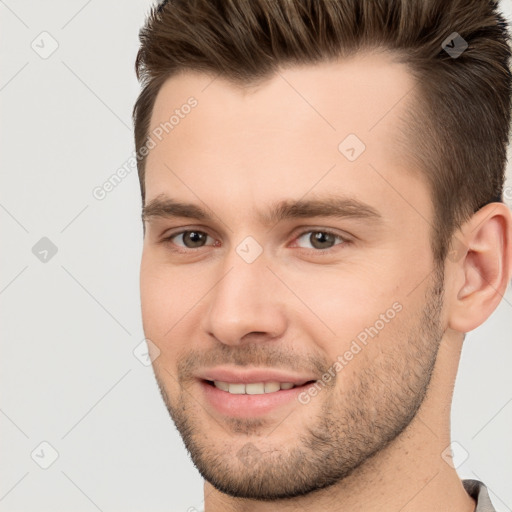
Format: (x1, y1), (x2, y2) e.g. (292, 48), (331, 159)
(312, 232), (333, 249)
(186, 231), (205, 247)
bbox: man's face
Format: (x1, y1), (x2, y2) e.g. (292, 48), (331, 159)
(140, 52), (447, 499)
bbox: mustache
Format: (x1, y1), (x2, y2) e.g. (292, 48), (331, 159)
(176, 343), (329, 381)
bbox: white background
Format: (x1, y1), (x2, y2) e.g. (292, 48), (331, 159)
(1, 1), (511, 511)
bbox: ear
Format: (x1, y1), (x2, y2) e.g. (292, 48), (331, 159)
(446, 202), (512, 333)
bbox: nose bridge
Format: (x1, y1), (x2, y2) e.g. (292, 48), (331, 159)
(201, 243), (287, 345)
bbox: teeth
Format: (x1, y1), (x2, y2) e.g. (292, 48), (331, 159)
(212, 380), (298, 394)
(246, 383), (265, 394)
(214, 381), (229, 392)
(264, 382), (280, 393)
(227, 383), (245, 394)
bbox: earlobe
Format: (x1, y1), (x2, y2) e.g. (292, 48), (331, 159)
(447, 202), (512, 334)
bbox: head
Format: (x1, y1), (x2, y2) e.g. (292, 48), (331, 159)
(135, 0), (512, 503)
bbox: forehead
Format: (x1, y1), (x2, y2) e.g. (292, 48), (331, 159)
(144, 51), (429, 228)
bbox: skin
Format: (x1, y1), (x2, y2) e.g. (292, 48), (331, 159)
(139, 50), (512, 512)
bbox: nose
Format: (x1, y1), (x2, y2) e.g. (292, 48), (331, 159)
(200, 249), (288, 346)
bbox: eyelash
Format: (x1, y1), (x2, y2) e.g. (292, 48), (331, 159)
(160, 228), (351, 255)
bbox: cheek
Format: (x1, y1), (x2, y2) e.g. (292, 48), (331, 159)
(140, 263), (193, 379)
(140, 255), (213, 343)
(140, 255), (184, 337)
(283, 265), (403, 337)
(328, 304), (413, 392)
(283, 270), (417, 383)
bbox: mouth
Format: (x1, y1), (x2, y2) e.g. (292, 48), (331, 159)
(200, 378), (318, 417)
(202, 379), (317, 395)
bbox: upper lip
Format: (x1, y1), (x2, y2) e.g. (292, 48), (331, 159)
(197, 367), (318, 386)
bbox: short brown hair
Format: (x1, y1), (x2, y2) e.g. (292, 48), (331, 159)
(133, 0), (512, 263)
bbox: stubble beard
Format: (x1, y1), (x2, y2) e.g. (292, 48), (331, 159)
(152, 265), (445, 501)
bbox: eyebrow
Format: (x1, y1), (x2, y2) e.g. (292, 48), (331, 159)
(141, 194), (383, 226)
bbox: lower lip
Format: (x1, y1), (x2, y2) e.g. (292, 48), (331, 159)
(199, 380), (315, 418)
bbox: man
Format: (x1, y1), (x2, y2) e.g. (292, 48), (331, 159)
(133, 0), (512, 510)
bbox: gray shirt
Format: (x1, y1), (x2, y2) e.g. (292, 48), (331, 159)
(463, 479), (497, 512)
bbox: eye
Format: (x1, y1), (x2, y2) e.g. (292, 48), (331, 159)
(292, 229), (348, 251)
(163, 230), (215, 250)
(161, 228), (349, 254)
